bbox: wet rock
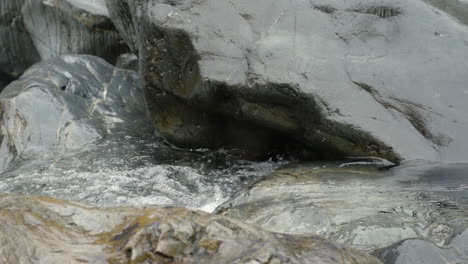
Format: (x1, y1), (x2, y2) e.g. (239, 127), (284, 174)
(216, 161), (468, 251)
(0, 54), (144, 173)
(0, 194), (382, 264)
(105, 0), (468, 162)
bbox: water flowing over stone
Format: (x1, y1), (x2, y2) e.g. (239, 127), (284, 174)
(217, 161), (468, 254)
(0, 54), (284, 211)
(105, 0), (468, 163)
(0, 194), (382, 264)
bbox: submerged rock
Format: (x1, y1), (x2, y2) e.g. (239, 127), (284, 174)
(216, 161), (468, 251)
(0, 55), (144, 173)
(106, 0), (468, 162)
(0, 194), (382, 264)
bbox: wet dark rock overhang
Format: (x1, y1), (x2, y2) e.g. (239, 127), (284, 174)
(140, 24), (401, 164)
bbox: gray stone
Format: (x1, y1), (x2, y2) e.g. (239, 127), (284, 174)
(105, 0), (142, 54)
(0, 72), (15, 93)
(0, 54), (144, 173)
(22, 0), (128, 64)
(0, 0), (127, 83)
(216, 161), (468, 251)
(373, 238), (468, 264)
(105, 0), (468, 163)
(116, 53), (139, 71)
(0, 194), (382, 264)
(0, 0), (40, 80)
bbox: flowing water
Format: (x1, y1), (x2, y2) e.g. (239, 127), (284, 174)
(0, 126), (286, 212)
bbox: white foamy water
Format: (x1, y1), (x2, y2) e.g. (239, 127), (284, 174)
(0, 130), (285, 212)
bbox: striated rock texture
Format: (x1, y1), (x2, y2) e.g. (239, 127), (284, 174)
(0, 0), (40, 81)
(105, 0), (468, 163)
(22, 0), (128, 63)
(106, 0), (142, 54)
(216, 161), (468, 252)
(0, 194), (382, 264)
(0, 55), (144, 173)
(0, 0), (128, 83)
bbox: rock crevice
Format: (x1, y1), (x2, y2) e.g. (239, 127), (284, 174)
(140, 24), (400, 162)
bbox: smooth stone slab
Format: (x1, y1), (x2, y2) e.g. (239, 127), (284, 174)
(217, 161), (468, 251)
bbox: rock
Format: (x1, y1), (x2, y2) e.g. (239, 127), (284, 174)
(0, 72), (16, 93)
(106, 0), (468, 162)
(0, 0), (40, 80)
(116, 53), (139, 71)
(22, 0), (128, 63)
(373, 237), (468, 264)
(105, 0), (141, 54)
(0, 194), (382, 264)
(0, 54), (145, 173)
(0, 51), (284, 208)
(422, 0), (468, 25)
(216, 161), (468, 251)
(0, 0), (128, 83)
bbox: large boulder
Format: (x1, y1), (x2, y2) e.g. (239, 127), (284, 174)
(0, 55), (144, 173)
(0, 194), (382, 264)
(105, 0), (468, 163)
(216, 161), (468, 251)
